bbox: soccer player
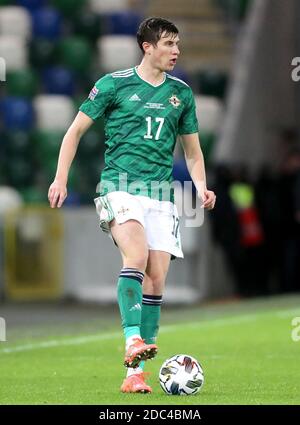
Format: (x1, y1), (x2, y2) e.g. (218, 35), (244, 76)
(48, 17), (216, 394)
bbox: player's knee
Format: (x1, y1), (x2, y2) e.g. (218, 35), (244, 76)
(124, 252), (148, 272)
(147, 272), (166, 293)
(134, 256), (148, 272)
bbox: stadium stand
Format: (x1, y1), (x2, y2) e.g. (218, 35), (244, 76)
(0, 0), (251, 204)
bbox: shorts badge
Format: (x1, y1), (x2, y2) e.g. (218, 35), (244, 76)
(118, 206), (129, 215)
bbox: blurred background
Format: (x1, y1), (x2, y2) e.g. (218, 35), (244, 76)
(0, 0), (299, 308)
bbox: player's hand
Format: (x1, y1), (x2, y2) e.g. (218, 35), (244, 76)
(48, 180), (67, 208)
(200, 189), (216, 210)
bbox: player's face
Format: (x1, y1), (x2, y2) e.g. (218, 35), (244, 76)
(150, 32), (180, 72)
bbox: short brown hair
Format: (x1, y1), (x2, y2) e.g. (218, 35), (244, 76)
(136, 17), (179, 53)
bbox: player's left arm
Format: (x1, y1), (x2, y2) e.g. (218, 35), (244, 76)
(180, 133), (216, 210)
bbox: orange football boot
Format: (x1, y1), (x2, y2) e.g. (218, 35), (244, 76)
(121, 372), (152, 393)
(124, 338), (158, 368)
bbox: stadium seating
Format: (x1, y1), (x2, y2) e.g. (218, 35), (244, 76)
(89, 0), (128, 13)
(215, 0), (251, 19)
(58, 37), (93, 74)
(32, 130), (65, 164)
(0, 186), (23, 216)
(31, 6), (62, 39)
(199, 131), (216, 164)
(6, 69), (39, 97)
(0, 0), (234, 204)
(97, 35), (141, 72)
(63, 191), (81, 206)
(16, 0), (47, 10)
(1, 97), (34, 130)
(0, 6), (31, 38)
(102, 11), (142, 36)
(194, 95), (224, 133)
(78, 129), (105, 159)
(31, 130), (64, 193)
(44, 159), (82, 192)
(72, 10), (102, 41)
(0, 35), (27, 70)
(6, 156), (34, 187)
(34, 95), (75, 130)
(197, 69), (228, 99)
(169, 66), (191, 85)
(29, 38), (58, 68)
(20, 186), (47, 204)
(78, 157), (103, 189)
(51, 0), (86, 17)
(42, 66), (76, 96)
(173, 159), (192, 185)
(4, 130), (33, 158)
(0, 0), (141, 205)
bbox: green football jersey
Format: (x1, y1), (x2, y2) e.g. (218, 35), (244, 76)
(79, 67), (198, 201)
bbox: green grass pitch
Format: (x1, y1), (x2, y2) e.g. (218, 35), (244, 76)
(0, 295), (300, 405)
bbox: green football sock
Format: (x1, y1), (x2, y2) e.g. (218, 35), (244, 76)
(117, 268), (144, 342)
(126, 294), (162, 375)
(140, 294), (163, 344)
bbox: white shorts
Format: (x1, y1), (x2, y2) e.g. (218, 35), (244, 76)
(94, 191), (183, 259)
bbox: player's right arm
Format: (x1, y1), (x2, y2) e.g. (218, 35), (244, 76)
(48, 111), (93, 208)
(49, 74), (116, 208)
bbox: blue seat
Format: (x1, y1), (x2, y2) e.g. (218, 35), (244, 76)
(17, 0), (48, 10)
(173, 159), (197, 196)
(173, 159), (192, 184)
(64, 191), (81, 206)
(42, 66), (76, 96)
(0, 97), (34, 130)
(168, 67), (190, 85)
(103, 11), (142, 35)
(31, 7), (62, 39)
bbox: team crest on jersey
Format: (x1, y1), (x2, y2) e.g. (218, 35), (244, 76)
(169, 94), (181, 108)
(88, 86), (99, 101)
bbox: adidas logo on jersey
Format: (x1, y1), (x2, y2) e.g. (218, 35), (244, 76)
(129, 94), (141, 102)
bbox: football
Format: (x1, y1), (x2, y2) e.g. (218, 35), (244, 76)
(159, 354), (204, 395)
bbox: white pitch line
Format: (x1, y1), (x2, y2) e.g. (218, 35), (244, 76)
(0, 306), (298, 355)
(0, 314), (257, 354)
(275, 308), (300, 318)
(0, 332), (121, 354)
